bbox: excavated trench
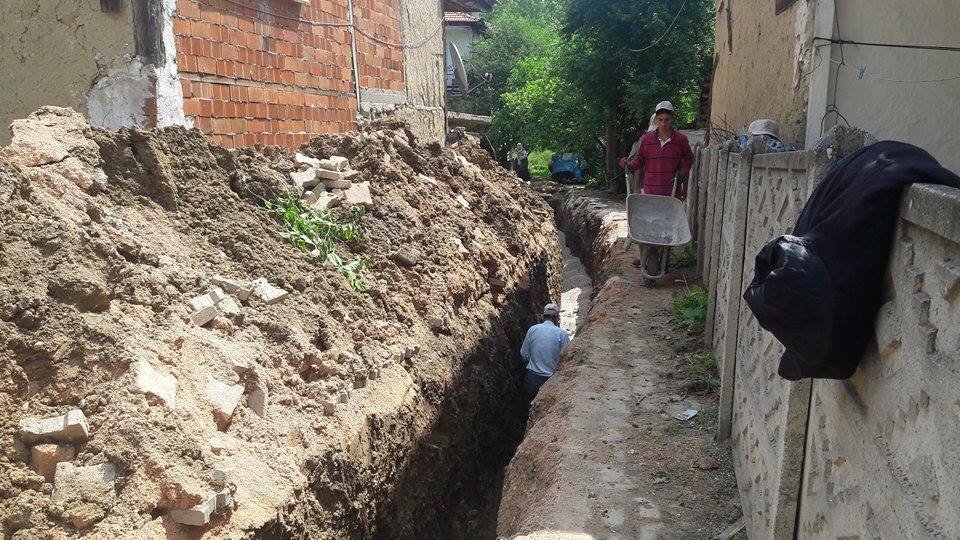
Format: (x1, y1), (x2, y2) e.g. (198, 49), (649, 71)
(259, 223), (594, 540)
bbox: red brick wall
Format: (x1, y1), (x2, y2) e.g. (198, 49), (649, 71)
(173, 0), (404, 148)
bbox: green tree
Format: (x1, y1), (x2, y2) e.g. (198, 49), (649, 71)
(465, 0), (714, 186)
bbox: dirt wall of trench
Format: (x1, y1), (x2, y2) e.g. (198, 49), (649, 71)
(0, 108), (561, 538)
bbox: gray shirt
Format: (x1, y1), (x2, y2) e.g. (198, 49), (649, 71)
(520, 320), (570, 377)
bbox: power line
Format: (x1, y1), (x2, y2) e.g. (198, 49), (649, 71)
(207, 0), (442, 49)
(630, 0), (688, 54)
(813, 37), (960, 53)
(830, 59), (960, 84)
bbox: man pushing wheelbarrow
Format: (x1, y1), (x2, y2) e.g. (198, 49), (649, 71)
(621, 100), (694, 286)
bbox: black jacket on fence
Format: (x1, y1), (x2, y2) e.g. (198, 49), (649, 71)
(743, 141), (960, 380)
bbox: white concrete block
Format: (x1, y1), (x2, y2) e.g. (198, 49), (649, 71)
(247, 387), (267, 417)
(343, 181), (372, 207)
(294, 152), (320, 167)
(53, 462), (117, 503)
(310, 191), (342, 211)
(19, 409), (90, 443)
(209, 276), (254, 301)
(204, 377), (245, 429)
(216, 488), (232, 510)
(133, 359), (177, 408)
(169, 492), (217, 526)
(218, 296), (242, 315)
(187, 289), (224, 313)
(418, 174), (439, 187)
(290, 168), (320, 190)
(190, 305), (218, 327)
(454, 194), (470, 209)
(251, 278), (290, 305)
(317, 169), (352, 189)
(318, 156), (349, 171)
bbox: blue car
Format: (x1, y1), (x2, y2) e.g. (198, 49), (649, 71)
(550, 152), (585, 183)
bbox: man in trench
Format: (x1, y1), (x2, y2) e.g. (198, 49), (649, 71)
(520, 303), (570, 398)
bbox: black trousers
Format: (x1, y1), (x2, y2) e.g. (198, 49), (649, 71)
(523, 369), (550, 399)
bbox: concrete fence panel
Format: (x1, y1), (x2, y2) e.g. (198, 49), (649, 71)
(704, 145), (733, 345)
(797, 184), (960, 538)
(731, 150), (815, 539)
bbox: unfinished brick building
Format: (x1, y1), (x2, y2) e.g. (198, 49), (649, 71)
(0, 0), (492, 147)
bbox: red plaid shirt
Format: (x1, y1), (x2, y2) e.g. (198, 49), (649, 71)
(626, 130), (694, 197)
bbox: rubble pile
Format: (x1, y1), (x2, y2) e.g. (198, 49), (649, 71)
(0, 108), (561, 538)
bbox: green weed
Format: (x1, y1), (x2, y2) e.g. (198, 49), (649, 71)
(265, 190), (369, 293)
(671, 285), (708, 329)
(675, 245), (696, 268)
(681, 350), (721, 392)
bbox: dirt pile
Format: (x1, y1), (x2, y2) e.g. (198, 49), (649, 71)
(0, 107), (561, 538)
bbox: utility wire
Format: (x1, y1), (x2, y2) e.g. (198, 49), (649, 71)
(630, 0), (688, 53)
(813, 37), (960, 53)
(829, 59), (960, 84)
(212, 0), (442, 49)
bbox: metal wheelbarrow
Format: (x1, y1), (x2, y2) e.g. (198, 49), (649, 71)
(623, 175), (692, 287)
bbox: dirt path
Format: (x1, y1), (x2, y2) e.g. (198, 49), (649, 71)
(498, 190), (742, 539)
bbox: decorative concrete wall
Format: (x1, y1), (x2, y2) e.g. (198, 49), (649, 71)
(798, 184), (960, 537)
(691, 127), (960, 538)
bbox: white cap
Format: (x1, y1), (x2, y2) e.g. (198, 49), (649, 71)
(747, 119), (780, 138)
(543, 303), (560, 316)
(654, 101), (675, 113)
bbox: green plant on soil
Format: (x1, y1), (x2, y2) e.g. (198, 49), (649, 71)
(681, 350), (720, 392)
(675, 245), (696, 268)
(266, 190), (368, 292)
(671, 285), (708, 329)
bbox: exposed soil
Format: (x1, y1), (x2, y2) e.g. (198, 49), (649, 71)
(0, 107), (560, 538)
(497, 188), (741, 539)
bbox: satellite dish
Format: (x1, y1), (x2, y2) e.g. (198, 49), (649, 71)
(450, 42), (469, 92)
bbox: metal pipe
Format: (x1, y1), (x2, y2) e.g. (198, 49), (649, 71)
(347, 0), (362, 121)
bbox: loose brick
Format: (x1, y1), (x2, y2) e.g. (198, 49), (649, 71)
(247, 387), (268, 417)
(251, 278), (290, 305)
(19, 410), (90, 444)
(204, 376), (245, 430)
(31, 444), (76, 481)
(133, 359), (178, 408)
(342, 181), (372, 207)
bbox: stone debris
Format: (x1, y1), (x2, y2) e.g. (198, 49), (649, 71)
(212, 465), (233, 487)
(169, 488), (232, 527)
(133, 359), (178, 408)
(337, 390), (350, 404)
(247, 386), (268, 417)
(218, 296), (242, 315)
(301, 190), (319, 205)
(343, 181), (373, 207)
(390, 250), (420, 267)
(205, 377), (245, 430)
(190, 305), (219, 327)
(318, 155), (349, 171)
(294, 152), (320, 167)
(31, 443), (76, 481)
(311, 191), (342, 211)
(418, 174), (439, 187)
(290, 168), (320, 191)
(251, 278), (290, 304)
(317, 168), (353, 189)
(53, 462), (117, 504)
(209, 276), (254, 301)
(65, 502), (106, 529)
(451, 237), (469, 255)
(321, 398), (336, 416)
(19, 409), (90, 444)
(454, 194), (471, 209)
(187, 288), (225, 313)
